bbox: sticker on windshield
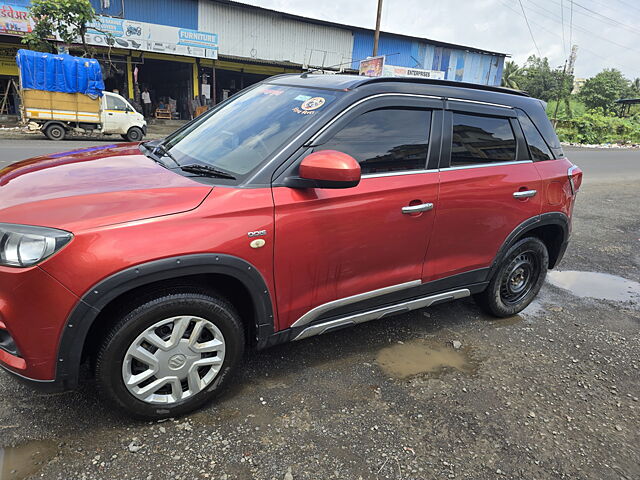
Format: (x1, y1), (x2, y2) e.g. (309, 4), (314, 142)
(292, 96), (326, 115)
(262, 88), (284, 96)
(301, 97), (326, 111)
(294, 94), (312, 101)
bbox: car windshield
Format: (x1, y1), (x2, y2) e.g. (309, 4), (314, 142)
(161, 84), (343, 177)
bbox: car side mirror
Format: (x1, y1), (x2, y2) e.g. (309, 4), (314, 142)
(284, 150), (361, 189)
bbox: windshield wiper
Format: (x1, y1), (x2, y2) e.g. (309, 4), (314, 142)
(180, 163), (237, 180)
(153, 142), (181, 168)
(140, 142), (171, 168)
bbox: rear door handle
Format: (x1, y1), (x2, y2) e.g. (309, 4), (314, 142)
(513, 190), (537, 199)
(402, 202), (434, 214)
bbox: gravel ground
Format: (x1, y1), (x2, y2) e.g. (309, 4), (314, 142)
(0, 149), (639, 480)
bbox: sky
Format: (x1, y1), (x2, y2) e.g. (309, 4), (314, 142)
(241, 0), (640, 80)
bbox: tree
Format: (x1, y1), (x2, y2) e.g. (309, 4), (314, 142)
(630, 78), (640, 98)
(501, 61), (522, 89)
(578, 69), (630, 113)
(514, 55), (573, 103)
(22, 0), (98, 56)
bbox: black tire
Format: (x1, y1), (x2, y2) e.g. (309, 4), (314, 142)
(44, 124), (65, 141)
(474, 237), (549, 318)
(120, 134), (128, 140)
(95, 292), (244, 420)
(125, 127), (143, 142)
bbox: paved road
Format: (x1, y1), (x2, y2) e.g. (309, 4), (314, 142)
(0, 139), (638, 180)
(0, 140), (639, 479)
(0, 137), (131, 167)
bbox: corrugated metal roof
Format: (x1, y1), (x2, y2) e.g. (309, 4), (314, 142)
(206, 0), (508, 58)
(199, 1), (353, 69)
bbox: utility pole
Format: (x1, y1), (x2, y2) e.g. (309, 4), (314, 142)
(552, 45), (578, 127)
(552, 60), (567, 128)
(373, 0), (383, 56)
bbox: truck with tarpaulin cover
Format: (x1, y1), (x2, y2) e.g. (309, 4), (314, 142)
(16, 49), (146, 141)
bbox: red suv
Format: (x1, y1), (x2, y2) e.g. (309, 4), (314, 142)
(0, 75), (582, 418)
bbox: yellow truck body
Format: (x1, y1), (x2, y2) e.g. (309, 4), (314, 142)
(21, 89), (101, 124)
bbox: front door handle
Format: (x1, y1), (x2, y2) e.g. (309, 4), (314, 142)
(402, 202), (434, 214)
(513, 190), (537, 199)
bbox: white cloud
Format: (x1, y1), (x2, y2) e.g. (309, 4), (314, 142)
(239, 0), (640, 79)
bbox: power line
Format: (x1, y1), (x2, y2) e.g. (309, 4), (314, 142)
(499, 0), (640, 76)
(542, 0), (640, 34)
(527, 0), (640, 55)
(615, 0), (640, 16)
(569, 0), (640, 35)
(518, 0), (543, 56)
(569, 0), (573, 47)
(560, 0), (566, 57)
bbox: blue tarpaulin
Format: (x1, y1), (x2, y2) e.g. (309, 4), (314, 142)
(16, 49), (105, 97)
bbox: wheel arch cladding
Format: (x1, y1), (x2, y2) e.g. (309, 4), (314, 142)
(490, 212), (569, 279)
(55, 254), (275, 390)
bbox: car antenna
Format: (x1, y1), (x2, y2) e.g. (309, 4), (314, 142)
(300, 53), (399, 78)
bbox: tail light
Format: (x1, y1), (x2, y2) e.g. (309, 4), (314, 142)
(568, 165), (582, 195)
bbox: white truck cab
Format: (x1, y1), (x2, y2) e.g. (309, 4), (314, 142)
(101, 92), (147, 141)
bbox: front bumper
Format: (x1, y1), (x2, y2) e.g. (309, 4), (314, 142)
(0, 265), (80, 388)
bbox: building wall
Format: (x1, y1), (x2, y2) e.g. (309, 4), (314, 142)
(351, 30), (421, 69)
(89, 0), (199, 29)
(351, 30), (505, 86)
(198, 1), (353, 69)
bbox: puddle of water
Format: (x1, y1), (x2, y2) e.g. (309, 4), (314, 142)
(375, 340), (475, 379)
(0, 441), (57, 480)
(547, 270), (640, 303)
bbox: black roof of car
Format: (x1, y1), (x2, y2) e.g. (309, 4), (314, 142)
(266, 73), (562, 158)
(268, 73), (529, 97)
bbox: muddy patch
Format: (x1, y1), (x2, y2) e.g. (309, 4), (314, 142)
(376, 340), (475, 379)
(0, 440), (57, 480)
(547, 270), (640, 303)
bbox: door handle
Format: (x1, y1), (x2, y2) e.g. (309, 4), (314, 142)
(513, 190), (537, 199)
(402, 202), (434, 214)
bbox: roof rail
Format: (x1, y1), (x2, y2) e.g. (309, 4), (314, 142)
(356, 76), (530, 97)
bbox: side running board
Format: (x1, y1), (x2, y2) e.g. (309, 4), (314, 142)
(293, 288), (470, 341)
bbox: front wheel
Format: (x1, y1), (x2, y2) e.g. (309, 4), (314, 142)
(474, 237), (549, 317)
(95, 292), (244, 419)
(125, 126), (144, 142)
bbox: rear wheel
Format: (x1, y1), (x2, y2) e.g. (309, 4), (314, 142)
(125, 126), (143, 142)
(44, 124), (65, 141)
(95, 292), (244, 419)
(474, 237), (548, 317)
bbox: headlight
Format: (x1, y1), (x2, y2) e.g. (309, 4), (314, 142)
(0, 223), (72, 267)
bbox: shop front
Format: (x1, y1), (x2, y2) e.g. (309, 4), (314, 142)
(199, 57), (301, 106)
(133, 52), (199, 120)
(0, 41), (20, 116)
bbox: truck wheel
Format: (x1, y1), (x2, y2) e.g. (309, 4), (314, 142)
(474, 237), (548, 318)
(95, 291), (244, 420)
(44, 124), (65, 141)
(125, 127), (143, 142)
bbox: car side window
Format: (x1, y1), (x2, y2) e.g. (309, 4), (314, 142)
(517, 112), (553, 161)
(106, 95), (127, 111)
(451, 112), (516, 166)
(318, 108), (431, 175)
